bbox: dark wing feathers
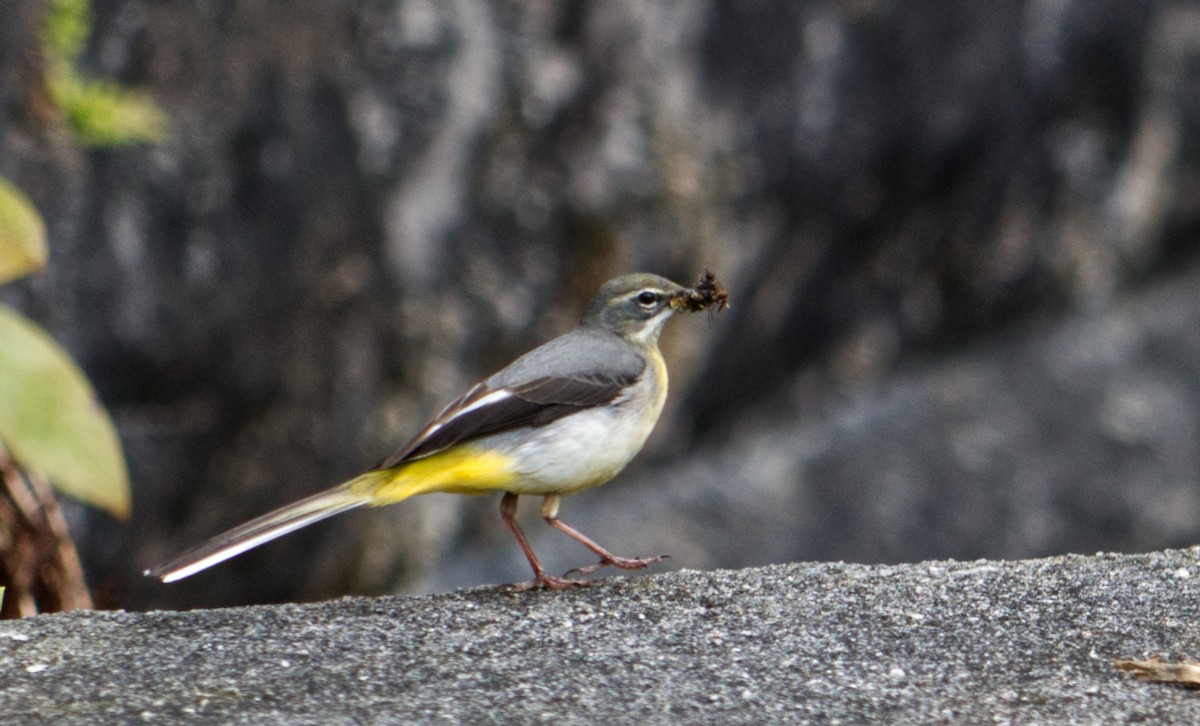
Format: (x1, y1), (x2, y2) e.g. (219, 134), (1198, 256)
(511, 373), (636, 407)
(373, 367), (642, 469)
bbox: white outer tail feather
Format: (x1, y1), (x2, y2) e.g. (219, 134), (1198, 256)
(147, 485), (372, 583)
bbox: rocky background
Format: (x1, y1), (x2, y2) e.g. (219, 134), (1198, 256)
(2, 0), (1199, 610)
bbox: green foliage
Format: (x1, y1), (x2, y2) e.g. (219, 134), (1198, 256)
(0, 1), (142, 524)
(0, 177), (48, 284)
(50, 74), (169, 147)
(0, 305), (131, 519)
(0, 179), (131, 520)
(41, 0), (168, 147)
(41, 0), (91, 64)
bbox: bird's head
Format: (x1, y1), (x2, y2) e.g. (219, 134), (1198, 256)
(580, 273), (690, 347)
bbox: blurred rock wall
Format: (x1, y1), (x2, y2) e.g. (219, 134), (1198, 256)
(1, 0), (1199, 608)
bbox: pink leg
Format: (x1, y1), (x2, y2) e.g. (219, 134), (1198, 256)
(499, 493), (591, 591)
(540, 495), (666, 578)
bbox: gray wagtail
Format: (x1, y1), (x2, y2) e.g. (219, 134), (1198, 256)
(147, 272), (728, 590)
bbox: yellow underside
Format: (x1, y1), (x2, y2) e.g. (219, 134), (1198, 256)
(348, 445), (520, 505)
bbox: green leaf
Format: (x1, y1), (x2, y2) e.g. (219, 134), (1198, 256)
(0, 304), (130, 519)
(39, 0), (170, 149)
(41, 0), (92, 64)
(0, 177), (48, 284)
(48, 73), (169, 148)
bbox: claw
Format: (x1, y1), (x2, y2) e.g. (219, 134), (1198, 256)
(564, 554), (667, 579)
(507, 574), (595, 591)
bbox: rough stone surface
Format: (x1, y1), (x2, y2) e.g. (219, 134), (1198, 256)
(4, 551), (1200, 724)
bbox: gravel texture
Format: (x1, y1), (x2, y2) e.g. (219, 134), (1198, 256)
(3, 549), (1200, 723)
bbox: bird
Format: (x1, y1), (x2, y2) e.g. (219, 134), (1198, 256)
(147, 272), (728, 590)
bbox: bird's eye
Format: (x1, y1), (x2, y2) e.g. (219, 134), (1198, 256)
(636, 291), (658, 307)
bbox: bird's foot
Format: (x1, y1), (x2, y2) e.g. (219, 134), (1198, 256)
(507, 573), (595, 591)
(565, 554), (667, 578)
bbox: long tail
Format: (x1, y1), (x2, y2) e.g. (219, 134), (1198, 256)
(146, 470), (392, 583)
(148, 446), (518, 583)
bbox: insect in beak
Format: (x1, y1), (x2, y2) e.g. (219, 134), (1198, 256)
(669, 269), (730, 314)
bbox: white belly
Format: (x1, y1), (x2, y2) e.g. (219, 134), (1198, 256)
(482, 372), (667, 495)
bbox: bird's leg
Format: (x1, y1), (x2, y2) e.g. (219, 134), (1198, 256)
(540, 495), (666, 578)
(499, 492), (590, 591)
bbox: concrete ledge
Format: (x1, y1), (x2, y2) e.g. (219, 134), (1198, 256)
(3, 549), (1200, 723)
